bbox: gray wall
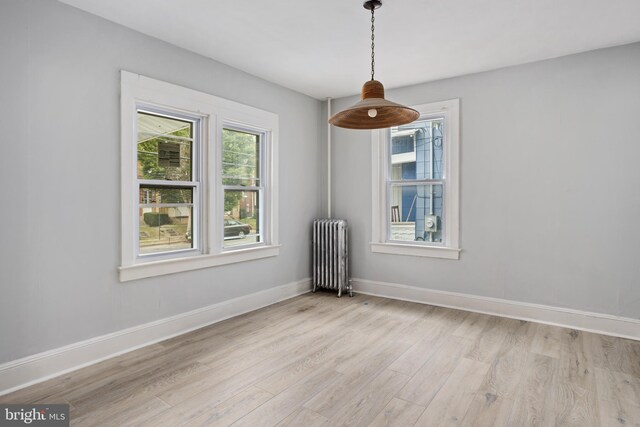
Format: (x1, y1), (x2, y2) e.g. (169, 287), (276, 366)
(328, 42), (640, 319)
(0, 0), (323, 363)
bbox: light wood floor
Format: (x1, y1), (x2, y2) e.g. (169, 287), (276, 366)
(2, 292), (639, 426)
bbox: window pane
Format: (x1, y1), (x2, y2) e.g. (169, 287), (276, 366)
(139, 186), (193, 204)
(137, 112), (193, 181)
(222, 129), (260, 186)
(223, 189), (260, 247)
(390, 184), (443, 243)
(139, 206), (193, 254)
(137, 112), (193, 140)
(391, 118), (444, 180)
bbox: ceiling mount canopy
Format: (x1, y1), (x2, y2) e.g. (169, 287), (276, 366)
(329, 0), (419, 130)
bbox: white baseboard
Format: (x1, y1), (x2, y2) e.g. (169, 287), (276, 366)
(0, 278), (311, 396)
(352, 278), (640, 341)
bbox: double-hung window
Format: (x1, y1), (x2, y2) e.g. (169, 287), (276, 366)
(222, 127), (264, 248)
(120, 71), (279, 281)
(136, 109), (201, 257)
(371, 99), (460, 259)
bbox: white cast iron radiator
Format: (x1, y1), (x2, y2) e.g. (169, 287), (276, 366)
(312, 219), (352, 297)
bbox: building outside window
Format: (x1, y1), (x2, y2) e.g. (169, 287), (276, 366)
(389, 118), (444, 243)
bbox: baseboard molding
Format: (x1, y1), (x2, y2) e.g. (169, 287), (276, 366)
(0, 278), (311, 396)
(352, 278), (640, 341)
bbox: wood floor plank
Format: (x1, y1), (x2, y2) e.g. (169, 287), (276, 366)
(71, 396), (170, 427)
(553, 381), (599, 427)
(396, 336), (472, 407)
(332, 315), (414, 375)
(585, 332), (640, 377)
(326, 369), (411, 427)
(231, 368), (343, 427)
(597, 396), (640, 427)
(531, 324), (564, 359)
(507, 353), (558, 427)
(459, 394), (514, 427)
(195, 294), (362, 367)
(583, 331), (608, 369)
(387, 308), (469, 376)
(157, 306), (361, 406)
(255, 330), (358, 394)
(368, 397), (425, 427)
(476, 320), (536, 400)
(594, 365), (640, 427)
(558, 329), (597, 391)
(594, 367), (640, 410)
(452, 312), (491, 339)
(553, 330), (601, 426)
(143, 336), (353, 423)
(414, 358), (491, 426)
(181, 386), (274, 427)
(210, 295), (383, 364)
(152, 329), (351, 419)
(70, 360), (210, 416)
(393, 304), (438, 345)
(465, 316), (520, 363)
(275, 407), (328, 427)
(198, 326), (337, 390)
(624, 339), (640, 377)
(303, 339), (411, 418)
(456, 321), (535, 426)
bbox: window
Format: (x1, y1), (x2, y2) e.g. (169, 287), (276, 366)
(371, 99), (460, 259)
(137, 110), (200, 257)
(120, 71), (279, 281)
(222, 128), (263, 248)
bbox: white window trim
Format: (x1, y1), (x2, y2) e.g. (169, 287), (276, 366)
(120, 71), (279, 282)
(371, 98), (460, 260)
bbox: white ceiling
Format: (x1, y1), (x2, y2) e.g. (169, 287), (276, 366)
(59, 0), (640, 99)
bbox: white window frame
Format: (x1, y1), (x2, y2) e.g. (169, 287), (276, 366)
(371, 99), (460, 260)
(135, 107), (203, 262)
(219, 123), (269, 251)
(120, 71), (279, 282)
(220, 122), (269, 251)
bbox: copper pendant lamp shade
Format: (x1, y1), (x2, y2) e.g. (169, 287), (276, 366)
(329, 80), (419, 130)
(329, 1), (419, 130)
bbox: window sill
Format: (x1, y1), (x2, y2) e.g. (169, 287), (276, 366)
(370, 242), (460, 260)
(119, 245), (280, 282)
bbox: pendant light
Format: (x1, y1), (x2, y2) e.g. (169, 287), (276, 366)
(329, 0), (419, 130)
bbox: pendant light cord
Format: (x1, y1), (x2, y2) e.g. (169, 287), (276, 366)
(370, 7), (375, 81)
